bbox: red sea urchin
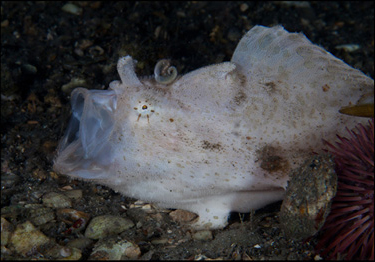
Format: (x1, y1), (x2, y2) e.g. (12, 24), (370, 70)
(316, 118), (374, 260)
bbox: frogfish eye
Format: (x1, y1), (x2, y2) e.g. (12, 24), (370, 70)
(134, 99), (155, 123)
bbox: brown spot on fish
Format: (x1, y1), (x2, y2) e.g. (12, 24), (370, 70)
(233, 89), (247, 106)
(264, 81), (277, 95)
(322, 84), (330, 92)
(202, 140), (222, 151)
(257, 145), (289, 172)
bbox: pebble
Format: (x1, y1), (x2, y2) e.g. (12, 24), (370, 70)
(176, 11), (186, 18)
(227, 28), (241, 42)
(141, 204), (154, 212)
(1, 205), (23, 220)
(58, 246), (82, 260)
(335, 44), (360, 52)
(169, 209), (197, 223)
(43, 244), (81, 260)
(1, 19), (9, 27)
(9, 221), (51, 257)
(42, 192), (72, 209)
(1, 217), (14, 246)
(279, 154), (337, 240)
(61, 189), (83, 200)
(1, 173), (21, 189)
(89, 45), (105, 56)
(151, 238), (169, 245)
(61, 3), (83, 15)
(61, 78), (87, 94)
(89, 237), (141, 260)
(240, 3), (249, 12)
(84, 215), (134, 239)
(192, 230), (213, 241)
(66, 237), (93, 250)
(277, 1), (311, 8)
(28, 207), (55, 226)
(21, 63), (37, 74)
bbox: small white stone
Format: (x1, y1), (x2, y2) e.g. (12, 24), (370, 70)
(61, 3), (83, 15)
(335, 44), (360, 52)
(240, 3), (249, 12)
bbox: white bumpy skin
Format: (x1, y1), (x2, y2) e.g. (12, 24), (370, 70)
(54, 26), (373, 229)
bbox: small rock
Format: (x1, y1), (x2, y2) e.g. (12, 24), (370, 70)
(9, 221), (51, 257)
(1, 173), (21, 189)
(22, 64), (37, 74)
(240, 3), (249, 12)
(192, 230), (213, 241)
(169, 209), (197, 223)
(42, 244), (82, 260)
(227, 28), (241, 42)
(176, 11), (186, 18)
(141, 204), (154, 212)
(66, 237), (93, 250)
(335, 44), (360, 52)
(85, 215), (134, 239)
(61, 78), (87, 94)
(59, 246), (82, 260)
(1, 19), (9, 27)
(151, 238), (169, 245)
(62, 189), (83, 200)
(277, 1), (311, 8)
(1, 205), (24, 220)
(43, 192), (72, 209)
(61, 3), (83, 15)
(29, 207), (55, 226)
(1, 217), (14, 246)
(279, 154), (337, 240)
(89, 237), (141, 260)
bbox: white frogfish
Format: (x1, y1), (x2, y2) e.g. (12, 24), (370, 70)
(53, 25), (374, 229)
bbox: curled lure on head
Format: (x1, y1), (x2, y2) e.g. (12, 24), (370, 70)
(154, 59), (178, 84)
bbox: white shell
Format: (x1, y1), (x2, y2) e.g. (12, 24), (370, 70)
(53, 26), (373, 229)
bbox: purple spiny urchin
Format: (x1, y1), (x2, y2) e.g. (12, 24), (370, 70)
(316, 118), (374, 260)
